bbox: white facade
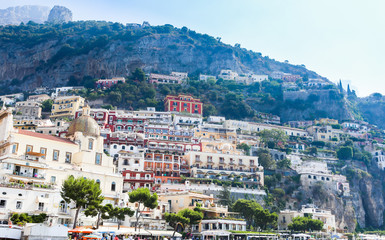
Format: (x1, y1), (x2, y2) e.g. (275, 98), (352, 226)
(224, 120), (308, 137)
(199, 74), (217, 81)
(372, 150), (385, 170)
(173, 113), (203, 126)
(207, 116), (226, 124)
(218, 70), (238, 81)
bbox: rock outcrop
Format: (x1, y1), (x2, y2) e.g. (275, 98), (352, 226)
(47, 6), (72, 24)
(0, 21), (322, 91)
(0, 5), (50, 25)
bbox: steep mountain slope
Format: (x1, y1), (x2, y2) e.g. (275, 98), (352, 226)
(0, 21), (321, 91)
(0, 5), (50, 25)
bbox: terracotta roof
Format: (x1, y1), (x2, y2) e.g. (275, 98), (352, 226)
(17, 129), (76, 145)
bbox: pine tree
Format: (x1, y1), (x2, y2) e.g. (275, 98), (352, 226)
(338, 80), (344, 93)
(347, 84), (351, 95)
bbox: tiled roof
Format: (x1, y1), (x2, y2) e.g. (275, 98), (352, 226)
(17, 129), (76, 145)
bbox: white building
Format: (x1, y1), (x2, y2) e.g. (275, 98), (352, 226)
(372, 150), (385, 170)
(173, 113), (203, 126)
(0, 106), (124, 226)
(207, 116), (226, 124)
(51, 87), (84, 98)
(218, 70), (239, 81)
(199, 74), (217, 81)
(224, 120), (308, 137)
(279, 205), (336, 232)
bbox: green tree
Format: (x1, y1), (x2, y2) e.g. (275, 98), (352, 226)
(164, 212), (190, 237)
(128, 188), (158, 231)
(232, 199), (261, 228)
(178, 208), (203, 231)
(203, 104), (217, 118)
(105, 204), (134, 230)
(337, 146), (353, 160)
(255, 148), (276, 170)
(61, 176), (104, 229)
(237, 143), (251, 155)
(258, 129), (288, 149)
(254, 208), (278, 230)
(10, 213), (47, 225)
(277, 158), (291, 169)
(41, 99), (53, 112)
(217, 185), (234, 208)
(288, 216), (323, 232)
(131, 68), (146, 82)
(84, 203), (114, 229)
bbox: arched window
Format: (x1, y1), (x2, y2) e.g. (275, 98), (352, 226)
(96, 179), (100, 185)
(111, 182), (116, 191)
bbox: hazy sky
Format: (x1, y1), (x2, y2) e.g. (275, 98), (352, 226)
(1, 0), (385, 97)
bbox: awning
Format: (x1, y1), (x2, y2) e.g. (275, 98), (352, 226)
(201, 230), (231, 236)
(114, 228), (151, 236)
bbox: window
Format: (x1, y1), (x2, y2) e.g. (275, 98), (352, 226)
(65, 152), (72, 163)
(95, 153), (102, 165)
(12, 143), (18, 154)
(59, 200), (66, 213)
(53, 150), (59, 161)
(96, 179), (100, 185)
(26, 145), (33, 153)
(38, 202), (44, 211)
(0, 200), (6, 208)
(51, 176), (56, 184)
(111, 182), (116, 191)
(88, 139), (94, 150)
(16, 201), (22, 209)
(40, 148), (47, 159)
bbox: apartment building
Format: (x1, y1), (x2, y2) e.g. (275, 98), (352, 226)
(0, 107), (123, 225)
(164, 94), (203, 115)
(15, 101), (42, 119)
(50, 96), (85, 119)
(185, 151), (264, 186)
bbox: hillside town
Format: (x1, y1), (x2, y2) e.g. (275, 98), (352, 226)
(0, 70), (383, 240)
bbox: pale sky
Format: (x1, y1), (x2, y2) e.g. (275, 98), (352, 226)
(1, 0), (385, 97)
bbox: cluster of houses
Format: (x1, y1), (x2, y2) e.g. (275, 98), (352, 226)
(0, 72), (383, 236)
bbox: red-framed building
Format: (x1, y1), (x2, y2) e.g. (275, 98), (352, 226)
(164, 94), (203, 115)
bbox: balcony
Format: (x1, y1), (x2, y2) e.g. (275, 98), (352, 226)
(229, 161), (236, 165)
(239, 162), (245, 166)
(219, 161), (226, 165)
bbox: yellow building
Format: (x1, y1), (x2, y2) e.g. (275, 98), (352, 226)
(0, 106), (123, 204)
(13, 119), (38, 131)
(51, 96), (85, 119)
(314, 118), (339, 125)
(195, 123), (237, 144)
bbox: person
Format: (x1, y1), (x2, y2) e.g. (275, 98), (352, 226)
(115, 236), (119, 240)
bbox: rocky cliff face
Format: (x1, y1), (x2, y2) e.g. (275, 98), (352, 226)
(0, 5), (50, 25)
(47, 6), (72, 24)
(0, 21), (322, 91)
(304, 166), (385, 231)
